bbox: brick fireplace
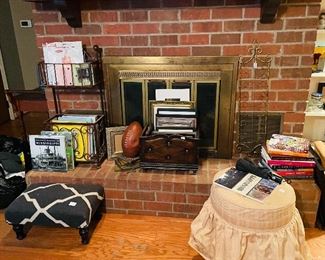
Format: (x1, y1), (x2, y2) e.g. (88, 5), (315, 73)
(33, 1), (320, 139)
(26, 1), (322, 227)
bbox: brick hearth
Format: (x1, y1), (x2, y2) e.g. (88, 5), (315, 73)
(27, 159), (233, 218)
(26, 158), (320, 227)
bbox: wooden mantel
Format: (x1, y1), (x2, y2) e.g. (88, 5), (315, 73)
(260, 0), (281, 24)
(25, 0), (285, 28)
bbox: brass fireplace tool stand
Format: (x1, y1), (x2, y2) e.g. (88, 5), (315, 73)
(236, 40), (272, 157)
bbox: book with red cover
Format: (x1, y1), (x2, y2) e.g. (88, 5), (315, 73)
(267, 154), (315, 161)
(280, 175), (313, 179)
(261, 147), (316, 168)
(267, 160), (316, 168)
(275, 169), (314, 178)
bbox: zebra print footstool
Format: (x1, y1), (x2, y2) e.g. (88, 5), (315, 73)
(5, 183), (104, 244)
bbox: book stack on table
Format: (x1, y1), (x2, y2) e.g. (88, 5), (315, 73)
(261, 134), (316, 179)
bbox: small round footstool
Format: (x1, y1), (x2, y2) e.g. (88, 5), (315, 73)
(189, 168), (312, 260)
(5, 183), (104, 244)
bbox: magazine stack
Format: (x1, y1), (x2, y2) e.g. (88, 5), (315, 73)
(261, 134), (316, 179)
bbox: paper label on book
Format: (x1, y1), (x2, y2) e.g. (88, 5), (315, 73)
(232, 174), (261, 194)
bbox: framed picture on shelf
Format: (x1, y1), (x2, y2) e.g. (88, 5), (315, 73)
(106, 126), (127, 159)
(149, 100), (195, 130)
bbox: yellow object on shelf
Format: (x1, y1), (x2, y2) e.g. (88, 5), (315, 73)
(52, 123), (89, 162)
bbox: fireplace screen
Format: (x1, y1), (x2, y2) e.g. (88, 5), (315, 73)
(104, 57), (239, 158)
(120, 76), (220, 150)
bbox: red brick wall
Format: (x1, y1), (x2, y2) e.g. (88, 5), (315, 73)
(32, 3), (320, 136)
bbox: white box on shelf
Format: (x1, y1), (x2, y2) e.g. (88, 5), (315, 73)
(303, 111), (325, 141)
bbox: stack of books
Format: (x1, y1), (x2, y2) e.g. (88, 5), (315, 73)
(261, 134), (316, 179)
(154, 108), (197, 136)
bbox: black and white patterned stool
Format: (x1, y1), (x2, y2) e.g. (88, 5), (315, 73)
(5, 183), (104, 244)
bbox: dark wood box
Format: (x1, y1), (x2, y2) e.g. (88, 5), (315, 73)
(139, 134), (199, 172)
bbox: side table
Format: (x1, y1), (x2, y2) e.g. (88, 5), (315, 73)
(189, 167), (312, 260)
(5, 88), (48, 141)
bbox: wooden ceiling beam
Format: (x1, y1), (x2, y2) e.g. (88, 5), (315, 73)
(53, 0), (82, 28)
(26, 0), (282, 27)
(260, 0), (281, 24)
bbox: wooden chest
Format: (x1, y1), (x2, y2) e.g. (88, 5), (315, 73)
(139, 134), (199, 172)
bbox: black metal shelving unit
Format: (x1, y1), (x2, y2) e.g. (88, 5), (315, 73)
(41, 45), (107, 167)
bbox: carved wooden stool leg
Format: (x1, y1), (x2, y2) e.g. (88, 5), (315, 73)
(94, 208), (102, 221)
(79, 227), (89, 244)
(13, 224), (26, 240)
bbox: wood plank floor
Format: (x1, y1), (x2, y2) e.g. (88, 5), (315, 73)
(0, 213), (201, 260)
(0, 213), (325, 260)
(0, 112), (48, 139)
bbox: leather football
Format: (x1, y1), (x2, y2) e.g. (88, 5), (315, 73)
(122, 121), (143, 158)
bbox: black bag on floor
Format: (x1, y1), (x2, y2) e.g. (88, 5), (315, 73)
(0, 135), (31, 172)
(0, 135), (28, 208)
(0, 176), (26, 209)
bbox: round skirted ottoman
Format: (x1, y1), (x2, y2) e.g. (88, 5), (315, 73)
(189, 168), (312, 260)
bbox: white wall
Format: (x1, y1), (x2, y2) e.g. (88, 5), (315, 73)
(9, 1), (39, 90)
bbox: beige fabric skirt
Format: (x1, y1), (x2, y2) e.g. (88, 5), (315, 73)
(189, 169), (312, 260)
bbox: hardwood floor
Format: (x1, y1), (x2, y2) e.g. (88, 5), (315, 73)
(0, 112), (48, 139)
(0, 213), (201, 260)
(0, 213), (324, 260)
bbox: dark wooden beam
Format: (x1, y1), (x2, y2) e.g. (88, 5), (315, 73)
(260, 0), (281, 24)
(26, 0), (282, 27)
(53, 0), (82, 28)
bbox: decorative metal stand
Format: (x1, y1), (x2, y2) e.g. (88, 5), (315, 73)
(41, 45), (107, 167)
(236, 41), (272, 157)
(46, 114), (107, 167)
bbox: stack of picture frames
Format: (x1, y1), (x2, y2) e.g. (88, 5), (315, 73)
(149, 100), (197, 136)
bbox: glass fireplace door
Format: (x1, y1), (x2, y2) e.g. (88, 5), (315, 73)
(195, 81), (220, 151)
(120, 77), (220, 155)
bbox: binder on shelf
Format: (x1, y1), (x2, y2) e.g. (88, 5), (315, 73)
(45, 64), (73, 86)
(43, 61), (100, 87)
